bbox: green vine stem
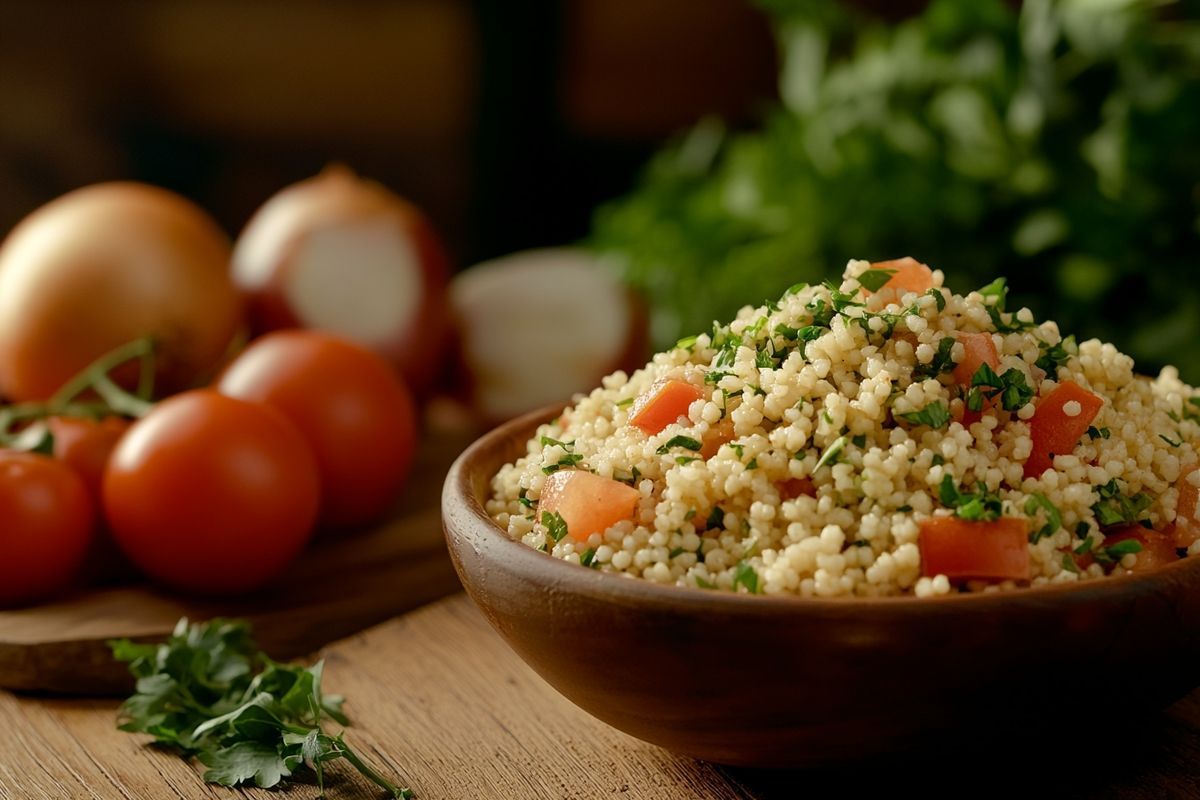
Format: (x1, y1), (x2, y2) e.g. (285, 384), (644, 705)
(0, 337), (157, 447)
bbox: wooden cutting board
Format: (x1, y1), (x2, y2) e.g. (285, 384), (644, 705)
(2, 592), (1198, 799)
(0, 424), (477, 694)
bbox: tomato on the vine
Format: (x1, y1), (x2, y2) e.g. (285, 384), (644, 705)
(48, 415), (130, 502)
(0, 451), (94, 606)
(217, 330), (417, 529)
(103, 390), (320, 595)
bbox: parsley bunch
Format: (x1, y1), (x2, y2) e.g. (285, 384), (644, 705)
(110, 618), (412, 799)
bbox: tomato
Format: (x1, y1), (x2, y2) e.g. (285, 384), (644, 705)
(1024, 381), (1104, 478)
(216, 331), (417, 529)
(629, 378), (702, 435)
(918, 516), (1031, 582)
(865, 257), (934, 304)
(539, 469), (640, 543)
(103, 390), (319, 595)
(779, 477), (817, 500)
(952, 332), (999, 387)
(0, 182), (242, 401)
(48, 416), (131, 502)
(700, 417), (735, 460)
(0, 451), (94, 606)
(1103, 526), (1179, 574)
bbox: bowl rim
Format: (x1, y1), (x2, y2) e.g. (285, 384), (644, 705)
(444, 403), (1200, 613)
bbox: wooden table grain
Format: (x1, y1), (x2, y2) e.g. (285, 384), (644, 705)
(2, 593), (1200, 800)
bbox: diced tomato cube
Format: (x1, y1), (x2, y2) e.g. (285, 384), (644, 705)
(1023, 381), (1104, 478)
(778, 477), (816, 500)
(628, 378), (702, 435)
(952, 332), (999, 387)
(540, 469), (639, 543)
(699, 417), (735, 460)
(1103, 526), (1179, 574)
(918, 516), (1031, 581)
(865, 257), (935, 304)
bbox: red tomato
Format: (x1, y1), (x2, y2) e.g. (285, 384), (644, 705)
(216, 331), (417, 529)
(48, 416), (131, 501)
(865, 257), (934, 304)
(953, 332), (1001, 427)
(778, 477), (816, 500)
(0, 451), (94, 606)
(103, 390), (319, 595)
(918, 516), (1031, 582)
(1103, 526), (1179, 574)
(699, 417), (735, 460)
(1023, 381), (1104, 478)
(540, 469), (639, 543)
(629, 378), (702, 435)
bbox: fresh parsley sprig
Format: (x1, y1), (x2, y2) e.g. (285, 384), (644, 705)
(110, 618), (412, 799)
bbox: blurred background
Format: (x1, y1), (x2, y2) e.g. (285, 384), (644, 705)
(2, 0), (1199, 379)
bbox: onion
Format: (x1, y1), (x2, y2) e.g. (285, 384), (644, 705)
(450, 248), (647, 421)
(232, 166), (451, 397)
(0, 182), (242, 402)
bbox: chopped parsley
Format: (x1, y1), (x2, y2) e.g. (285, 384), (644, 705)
(656, 435), (702, 455)
(676, 456), (701, 465)
(580, 548), (598, 568)
(542, 453), (584, 474)
(814, 436), (848, 471)
(896, 401), (951, 429)
(1035, 335), (1075, 378)
(851, 434), (868, 448)
(746, 458), (759, 469)
(1023, 493), (1062, 543)
(1095, 538), (1143, 565)
(967, 363), (1035, 412)
(1086, 426), (1111, 440)
(977, 277), (1036, 332)
(674, 334), (700, 351)
(1160, 434), (1182, 448)
(694, 575), (717, 590)
(1090, 479), (1154, 528)
(913, 336), (957, 379)
(732, 560), (760, 594)
(939, 474), (1004, 522)
(1061, 553), (1081, 574)
(1074, 535), (1095, 555)
(926, 287), (947, 312)
(615, 397), (635, 408)
(706, 507), (725, 530)
(857, 268), (898, 293)
(542, 511), (569, 544)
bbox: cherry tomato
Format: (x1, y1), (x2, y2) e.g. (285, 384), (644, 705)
(48, 415), (131, 501)
(217, 330), (417, 529)
(103, 390), (320, 595)
(0, 451), (94, 606)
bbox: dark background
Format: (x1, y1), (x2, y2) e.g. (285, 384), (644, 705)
(0, 0), (781, 268)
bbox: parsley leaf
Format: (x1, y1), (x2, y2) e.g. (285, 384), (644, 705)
(657, 435), (702, 454)
(938, 475), (1004, 522)
(857, 268), (897, 292)
(896, 401), (951, 429)
(969, 363), (1034, 412)
(913, 336), (957, 379)
(110, 619), (412, 798)
(543, 510), (570, 543)
(732, 560), (760, 594)
(1035, 335), (1075, 378)
(814, 435), (848, 471)
(1090, 479), (1153, 528)
(1024, 493), (1062, 543)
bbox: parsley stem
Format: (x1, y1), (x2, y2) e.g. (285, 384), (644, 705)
(336, 739), (412, 799)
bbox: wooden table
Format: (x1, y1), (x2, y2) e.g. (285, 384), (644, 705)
(2, 592), (1200, 800)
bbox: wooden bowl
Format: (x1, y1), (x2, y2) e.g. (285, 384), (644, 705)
(442, 405), (1200, 767)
